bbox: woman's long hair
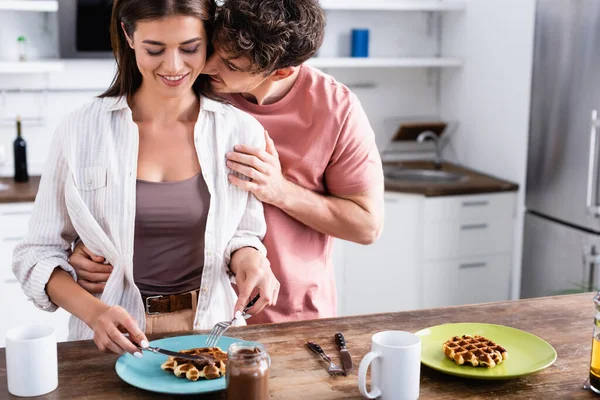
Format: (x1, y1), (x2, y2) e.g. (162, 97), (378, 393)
(99, 0), (215, 99)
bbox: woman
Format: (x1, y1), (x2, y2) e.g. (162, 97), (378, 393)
(12, 0), (279, 357)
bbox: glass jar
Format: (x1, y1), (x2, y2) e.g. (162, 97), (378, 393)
(226, 342), (270, 400)
(590, 291), (600, 394)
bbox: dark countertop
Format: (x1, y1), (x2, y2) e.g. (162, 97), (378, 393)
(384, 161), (519, 197)
(0, 176), (40, 204)
(0, 163), (517, 204)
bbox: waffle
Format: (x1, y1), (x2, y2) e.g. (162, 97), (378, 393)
(160, 347), (228, 381)
(442, 335), (508, 368)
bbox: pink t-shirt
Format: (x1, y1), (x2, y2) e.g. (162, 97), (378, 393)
(226, 65), (383, 323)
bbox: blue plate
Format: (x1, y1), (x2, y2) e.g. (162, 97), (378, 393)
(115, 334), (244, 395)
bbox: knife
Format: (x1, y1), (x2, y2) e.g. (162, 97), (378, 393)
(142, 346), (214, 363)
(335, 332), (353, 374)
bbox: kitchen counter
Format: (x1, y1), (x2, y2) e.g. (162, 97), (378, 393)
(0, 163), (517, 203)
(0, 176), (40, 204)
(384, 161), (519, 197)
(0, 293), (595, 399)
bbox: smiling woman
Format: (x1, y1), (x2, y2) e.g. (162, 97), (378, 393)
(100, 0), (214, 99)
(12, 0), (279, 359)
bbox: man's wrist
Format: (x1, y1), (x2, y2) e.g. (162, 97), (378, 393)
(273, 178), (295, 211)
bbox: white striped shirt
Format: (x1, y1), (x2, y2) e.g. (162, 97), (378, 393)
(12, 95), (267, 340)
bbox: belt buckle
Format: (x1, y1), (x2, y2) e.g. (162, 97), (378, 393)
(145, 295), (163, 315)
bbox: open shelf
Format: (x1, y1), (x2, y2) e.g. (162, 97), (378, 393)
(0, 0), (58, 12)
(307, 57), (462, 68)
(0, 61), (64, 74)
(320, 0), (465, 11)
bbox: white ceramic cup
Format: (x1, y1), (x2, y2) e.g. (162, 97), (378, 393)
(5, 325), (58, 397)
(358, 331), (421, 400)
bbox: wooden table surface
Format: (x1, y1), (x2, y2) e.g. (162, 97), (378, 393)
(1, 293), (597, 399)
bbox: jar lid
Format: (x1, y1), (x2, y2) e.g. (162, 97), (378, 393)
(227, 342), (269, 364)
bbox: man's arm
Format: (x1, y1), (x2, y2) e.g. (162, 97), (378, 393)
(276, 180), (383, 245)
(227, 131), (384, 245)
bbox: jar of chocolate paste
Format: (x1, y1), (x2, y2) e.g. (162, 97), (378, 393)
(226, 342), (270, 400)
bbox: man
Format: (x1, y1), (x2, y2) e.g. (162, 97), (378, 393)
(70, 0), (384, 323)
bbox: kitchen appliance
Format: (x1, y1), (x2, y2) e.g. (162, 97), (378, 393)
(58, 0), (114, 59)
(522, 0), (600, 297)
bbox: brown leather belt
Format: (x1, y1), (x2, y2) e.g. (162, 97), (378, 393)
(142, 289), (199, 315)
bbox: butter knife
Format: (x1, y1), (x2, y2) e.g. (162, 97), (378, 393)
(142, 346), (214, 362)
(335, 332), (353, 374)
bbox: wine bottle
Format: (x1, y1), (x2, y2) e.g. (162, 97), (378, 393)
(13, 115), (28, 183)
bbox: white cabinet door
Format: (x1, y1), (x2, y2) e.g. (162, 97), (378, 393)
(423, 218), (514, 261)
(422, 253), (512, 309)
(0, 202), (71, 347)
(332, 238), (347, 316)
(343, 193), (423, 315)
(1, 279), (71, 347)
(424, 193), (516, 223)
(0, 202), (33, 281)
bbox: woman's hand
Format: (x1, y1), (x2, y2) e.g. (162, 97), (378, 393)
(230, 247), (280, 317)
(90, 304), (149, 357)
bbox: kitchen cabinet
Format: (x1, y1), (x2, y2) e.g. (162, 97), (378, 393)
(422, 192), (516, 308)
(340, 191), (516, 314)
(0, 202), (70, 347)
(341, 192), (423, 316)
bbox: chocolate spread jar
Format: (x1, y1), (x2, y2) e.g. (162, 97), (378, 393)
(226, 342), (270, 400)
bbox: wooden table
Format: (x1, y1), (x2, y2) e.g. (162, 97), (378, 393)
(1, 293), (597, 399)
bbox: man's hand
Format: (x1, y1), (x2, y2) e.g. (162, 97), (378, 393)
(226, 130), (290, 207)
(69, 242), (113, 294)
(230, 247), (280, 317)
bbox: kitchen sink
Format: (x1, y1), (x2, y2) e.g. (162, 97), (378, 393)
(384, 168), (469, 184)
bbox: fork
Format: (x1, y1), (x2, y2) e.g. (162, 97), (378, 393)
(306, 341), (345, 376)
(205, 293), (260, 347)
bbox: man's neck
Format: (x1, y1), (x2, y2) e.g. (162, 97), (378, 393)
(241, 67), (301, 106)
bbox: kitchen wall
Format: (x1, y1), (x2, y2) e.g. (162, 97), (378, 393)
(0, 9), (444, 176)
(0, 0), (537, 301)
(440, 0), (536, 299)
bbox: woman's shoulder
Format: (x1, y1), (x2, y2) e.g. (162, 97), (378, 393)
(58, 97), (125, 131)
(204, 97), (265, 147)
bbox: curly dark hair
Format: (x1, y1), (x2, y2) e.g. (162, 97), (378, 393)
(213, 0), (326, 75)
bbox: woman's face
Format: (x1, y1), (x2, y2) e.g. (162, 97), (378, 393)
(124, 15), (207, 98)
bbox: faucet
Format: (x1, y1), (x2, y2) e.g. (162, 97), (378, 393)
(417, 131), (442, 170)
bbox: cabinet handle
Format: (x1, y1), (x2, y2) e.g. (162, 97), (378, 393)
(461, 200), (489, 207)
(2, 236), (24, 242)
(384, 197), (399, 203)
(4, 278), (18, 283)
(1, 211), (32, 216)
(460, 223), (489, 230)
(459, 262), (487, 269)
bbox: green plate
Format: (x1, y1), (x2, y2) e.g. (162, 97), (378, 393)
(415, 323), (557, 380)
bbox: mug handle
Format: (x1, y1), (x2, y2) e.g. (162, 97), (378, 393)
(358, 351), (383, 399)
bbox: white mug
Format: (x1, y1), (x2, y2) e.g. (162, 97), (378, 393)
(5, 325), (58, 397)
(358, 331), (421, 400)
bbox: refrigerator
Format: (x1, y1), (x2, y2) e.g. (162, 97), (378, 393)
(521, 0), (600, 298)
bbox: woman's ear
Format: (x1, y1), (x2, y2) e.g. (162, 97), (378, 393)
(121, 22), (134, 49)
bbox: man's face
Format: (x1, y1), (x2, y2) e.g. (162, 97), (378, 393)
(201, 43), (270, 94)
